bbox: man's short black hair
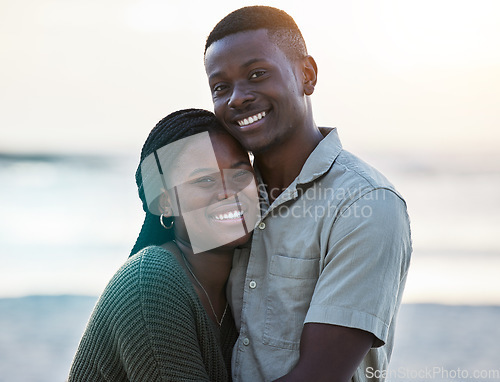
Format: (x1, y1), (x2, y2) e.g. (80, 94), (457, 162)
(204, 6), (307, 61)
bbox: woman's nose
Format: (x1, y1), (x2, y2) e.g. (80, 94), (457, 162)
(216, 186), (227, 200)
(216, 175), (238, 201)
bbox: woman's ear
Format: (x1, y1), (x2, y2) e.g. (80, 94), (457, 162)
(302, 55), (318, 96)
(158, 190), (173, 217)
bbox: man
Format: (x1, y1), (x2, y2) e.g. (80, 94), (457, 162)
(204, 6), (412, 382)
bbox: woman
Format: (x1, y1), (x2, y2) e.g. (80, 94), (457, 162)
(68, 109), (260, 381)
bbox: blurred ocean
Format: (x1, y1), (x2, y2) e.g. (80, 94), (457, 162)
(1, 150), (500, 381)
(0, 153), (143, 298)
(1, 149), (499, 302)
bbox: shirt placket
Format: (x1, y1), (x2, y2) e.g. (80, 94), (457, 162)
(233, 185), (299, 381)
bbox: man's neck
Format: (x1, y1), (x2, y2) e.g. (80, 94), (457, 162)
(254, 125), (324, 203)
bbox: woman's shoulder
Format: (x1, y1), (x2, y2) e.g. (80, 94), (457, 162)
(70, 245), (207, 381)
(130, 244), (179, 268)
(93, 245), (198, 325)
(126, 246), (208, 335)
(96, 245), (189, 305)
(124, 244), (189, 291)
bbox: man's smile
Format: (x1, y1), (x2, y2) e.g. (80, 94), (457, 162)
(236, 111), (267, 127)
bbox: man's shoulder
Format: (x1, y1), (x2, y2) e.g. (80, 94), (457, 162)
(325, 148), (404, 202)
(308, 128), (400, 197)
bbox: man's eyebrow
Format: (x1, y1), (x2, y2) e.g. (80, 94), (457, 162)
(208, 71), (223, 82)
(242, 58), (266, 68)
(208, 58), (268, 82)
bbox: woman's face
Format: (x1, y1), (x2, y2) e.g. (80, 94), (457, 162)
(165, 131), (259, 253)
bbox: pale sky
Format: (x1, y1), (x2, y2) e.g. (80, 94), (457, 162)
(1, 0), (500, 156)
(2, 0), (500, 302)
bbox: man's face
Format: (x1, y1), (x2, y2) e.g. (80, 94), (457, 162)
(204, 29), (308, 154)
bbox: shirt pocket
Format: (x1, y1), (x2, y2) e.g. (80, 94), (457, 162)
(263, 254), (319, 350)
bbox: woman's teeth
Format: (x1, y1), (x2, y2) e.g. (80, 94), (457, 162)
(213, 210), (244, 221)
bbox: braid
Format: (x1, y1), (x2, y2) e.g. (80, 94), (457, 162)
(130, 109), (225, 257)
(130, 214), (171, 257)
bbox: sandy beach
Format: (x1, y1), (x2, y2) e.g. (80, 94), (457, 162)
(0, 296), (499, 382)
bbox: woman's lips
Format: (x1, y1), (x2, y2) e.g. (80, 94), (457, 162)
(208, 202), (246, 222)
(212, 209), (244, 221)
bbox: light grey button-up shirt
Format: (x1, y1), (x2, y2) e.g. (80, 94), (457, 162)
(228, 128), (412, 382)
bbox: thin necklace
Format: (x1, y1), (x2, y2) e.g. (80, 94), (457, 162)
(179, 251), (228, 327)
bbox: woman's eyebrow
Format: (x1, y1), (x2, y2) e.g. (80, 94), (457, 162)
(188, 167), (218, 177)
(187, 161), (251, 177)
(230, 161), (252, 169)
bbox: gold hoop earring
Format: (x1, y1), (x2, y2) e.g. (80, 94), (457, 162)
(160, 214), (174, 230)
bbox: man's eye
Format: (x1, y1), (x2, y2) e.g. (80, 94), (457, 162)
(250, 71), (265, 79)
(213, 84), (227, 92)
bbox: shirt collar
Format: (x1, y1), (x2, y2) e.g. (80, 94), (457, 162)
(296, 127), (342, 185)
(253, 128), (343, 214)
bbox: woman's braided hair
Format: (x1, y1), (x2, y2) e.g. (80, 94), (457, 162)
(130, 109), (225, 257)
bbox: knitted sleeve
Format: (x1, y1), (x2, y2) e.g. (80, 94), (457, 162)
(68, 247), (215, 381)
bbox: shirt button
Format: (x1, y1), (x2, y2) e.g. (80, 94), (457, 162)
(242, 337), (250, 346)
(258, 222), (266, 230)
(249, 280), (257, 289)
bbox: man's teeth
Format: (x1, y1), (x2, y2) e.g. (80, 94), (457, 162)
(213, 210), (244, 221)
(238, 111), (266, 127)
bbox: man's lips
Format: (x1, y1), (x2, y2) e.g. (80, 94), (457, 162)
(236, 111), (267, 127)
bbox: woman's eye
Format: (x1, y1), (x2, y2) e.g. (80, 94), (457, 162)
(192, 176), (216, 187)
(234, 170), (248, 177)
(233, 170), (253, 182)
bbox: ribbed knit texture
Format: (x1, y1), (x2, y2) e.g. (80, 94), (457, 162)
(68, 246), (237, 381)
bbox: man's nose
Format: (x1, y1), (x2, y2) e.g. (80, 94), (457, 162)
(228, 82), (254, 109)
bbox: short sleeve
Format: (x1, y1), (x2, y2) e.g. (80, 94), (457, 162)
(305, 188), (412, 346)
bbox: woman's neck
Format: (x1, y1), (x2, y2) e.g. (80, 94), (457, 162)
(167, 236), (233, 322)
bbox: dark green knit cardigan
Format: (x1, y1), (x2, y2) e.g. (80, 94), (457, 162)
(68, 245), (237, 381)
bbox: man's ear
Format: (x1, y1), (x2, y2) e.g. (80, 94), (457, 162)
(302, 55), (318, 96)
(158, 190), (173, 217)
